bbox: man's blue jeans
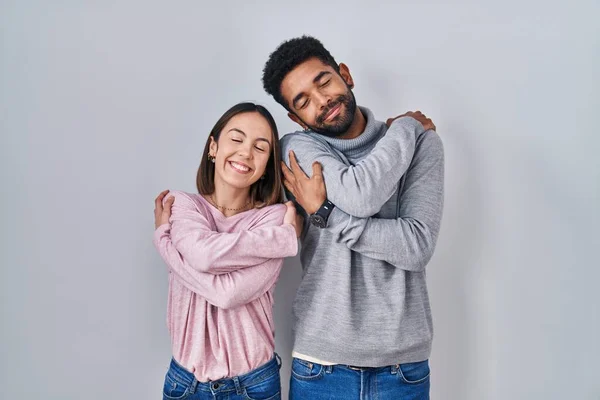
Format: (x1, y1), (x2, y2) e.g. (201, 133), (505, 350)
(289, 358), (430, 400)
(162, 355), (282, 400)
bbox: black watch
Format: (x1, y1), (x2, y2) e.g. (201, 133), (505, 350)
(309, 199), (335, 228)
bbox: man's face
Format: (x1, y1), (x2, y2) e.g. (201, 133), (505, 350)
(280, 58), (357, 137)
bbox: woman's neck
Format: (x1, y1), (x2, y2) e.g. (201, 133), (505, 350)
(209, 181), (252, 217)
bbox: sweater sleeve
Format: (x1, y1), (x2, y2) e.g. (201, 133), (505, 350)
(167, 191), (297, 274)
(324, 131), (444, 272)
(153, 224), (284, 309)
(281, 116), (425, 217)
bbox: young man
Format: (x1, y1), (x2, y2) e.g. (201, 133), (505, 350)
(262, 36), (444, 399)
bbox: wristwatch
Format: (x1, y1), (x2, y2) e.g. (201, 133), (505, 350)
(309, 199), (335, 228)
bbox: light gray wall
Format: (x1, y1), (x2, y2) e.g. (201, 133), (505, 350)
(1, 1), (599, 399)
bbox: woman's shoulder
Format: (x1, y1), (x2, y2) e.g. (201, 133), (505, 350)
(166, 190), (196, 202)
(246, 202), (287, 227)
(255, 201), (287, 215)
(167, 190), (210, 212)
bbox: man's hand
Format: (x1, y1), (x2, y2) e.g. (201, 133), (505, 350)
(154, 190), (175, 229)
(386, 111), (436, 132)
(283, 201), (304, 238)
(281, 151), (326, 215)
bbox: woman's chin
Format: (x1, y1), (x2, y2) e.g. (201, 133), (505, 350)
(220, 176), (259, 190)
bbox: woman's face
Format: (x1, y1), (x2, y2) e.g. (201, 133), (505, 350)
(209, 112), (273, 191)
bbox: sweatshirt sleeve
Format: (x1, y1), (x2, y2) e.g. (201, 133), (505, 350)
(167, 191), (298, 274)
(324, 131), (444, 272)
(153, 224), (284, 309)
(281, 116), (425, 218)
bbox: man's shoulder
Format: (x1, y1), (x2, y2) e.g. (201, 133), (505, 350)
(416, 130), (444, 156)
(279, 131), (303, 148)
(410, 130), (444, 170)
(280, 131), (331, 151)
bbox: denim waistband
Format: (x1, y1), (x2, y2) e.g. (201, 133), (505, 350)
(168, 354), (281, 394)
(293, 357), (421, 374)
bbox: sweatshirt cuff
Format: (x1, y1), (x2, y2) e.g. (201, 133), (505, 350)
(326, 208), (350, 231)
(281, 224), (299, 256)
(153, 223), (171, 244)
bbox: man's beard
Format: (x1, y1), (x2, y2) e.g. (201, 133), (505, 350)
(303, 88), (357, 138)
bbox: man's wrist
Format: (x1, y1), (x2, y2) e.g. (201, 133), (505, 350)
(308, 199), (335, 228)
(306, 198), (326, 215)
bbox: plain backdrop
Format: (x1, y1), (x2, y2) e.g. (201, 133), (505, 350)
(1, 1), (599, 399)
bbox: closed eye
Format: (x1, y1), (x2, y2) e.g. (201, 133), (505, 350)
(231, 138), (243, 143)
(254, 145), (266, 152)
(320, 80), (331, 87)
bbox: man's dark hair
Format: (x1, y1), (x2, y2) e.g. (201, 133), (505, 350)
(262, 36), (339, 109)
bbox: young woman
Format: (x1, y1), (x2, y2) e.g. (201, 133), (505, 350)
(153, 102), (301, 400)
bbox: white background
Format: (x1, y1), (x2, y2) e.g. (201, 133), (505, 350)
(1, 1), (599, 399)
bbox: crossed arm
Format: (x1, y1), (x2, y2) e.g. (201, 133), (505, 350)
(281, 116), (444, 272)
(167, 191), (297, 273)
(280, 115), (427, 217)
(154, 225), (287, 309)
(152, 191), (298, 308)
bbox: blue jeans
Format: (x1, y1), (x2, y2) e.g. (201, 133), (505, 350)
(163, 355), (282, 400)
(289, 358), (430, 400)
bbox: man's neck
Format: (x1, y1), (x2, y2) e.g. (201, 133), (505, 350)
(337, 107), (366, 140)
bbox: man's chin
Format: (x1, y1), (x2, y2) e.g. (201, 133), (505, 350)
(318, 119), (354, 137)
(312, 129), (347, 138)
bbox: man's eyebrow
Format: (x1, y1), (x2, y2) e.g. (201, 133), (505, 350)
(312, 71), (331, 84)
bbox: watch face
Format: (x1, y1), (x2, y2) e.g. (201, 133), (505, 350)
(310, 214), (326, 228)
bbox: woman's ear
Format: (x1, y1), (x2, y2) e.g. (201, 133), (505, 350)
(209, 136), (218, 157)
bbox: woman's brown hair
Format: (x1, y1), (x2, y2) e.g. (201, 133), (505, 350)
(196, 102), (284, 206)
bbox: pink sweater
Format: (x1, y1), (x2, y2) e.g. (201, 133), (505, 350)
(153, 191), (298, 382)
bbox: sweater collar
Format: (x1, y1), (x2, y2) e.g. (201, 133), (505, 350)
(309, 106), (386, 155)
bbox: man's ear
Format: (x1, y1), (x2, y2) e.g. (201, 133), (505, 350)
(288, 112), (309, 130)
(338, 63), (354, 89)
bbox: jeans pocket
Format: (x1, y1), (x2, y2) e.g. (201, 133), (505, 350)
(243, 370), (281, 400)
(290, 358), (324, 381)
(397, 360), (430, 384)
(162, 371), (190, 400)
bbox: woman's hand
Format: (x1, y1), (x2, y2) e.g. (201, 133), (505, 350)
(154, 190), (175, 229)
(283, 201), (303, 238)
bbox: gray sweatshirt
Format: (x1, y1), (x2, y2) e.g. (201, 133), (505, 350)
(280, 107), (445, 367)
